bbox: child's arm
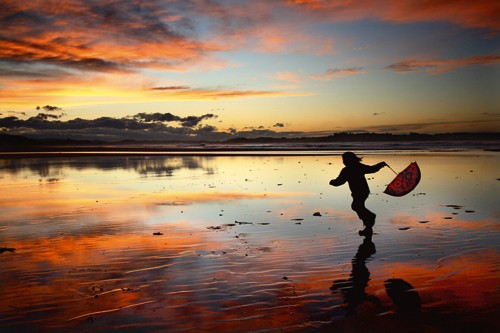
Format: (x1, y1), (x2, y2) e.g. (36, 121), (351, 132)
(364, 162), (387, 174)
(330, 169), (347, 186)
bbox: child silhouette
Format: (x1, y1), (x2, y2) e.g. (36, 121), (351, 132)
(330, 152), (386, 235)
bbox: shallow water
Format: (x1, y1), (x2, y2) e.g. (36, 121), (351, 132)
(1, 151), (499, 332)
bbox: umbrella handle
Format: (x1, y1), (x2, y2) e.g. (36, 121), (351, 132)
(386, 164), (398, 175)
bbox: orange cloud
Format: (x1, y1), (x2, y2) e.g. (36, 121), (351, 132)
(0, 72), (306, 107)
(287, 0), (500, 32)
(274, 71), (301, 84)
(148, 87), (310, 100)
(0, 0), (221, 78)
(309, 67), (365, 80)
(252, 24), (335, 55)
(386, 55), (500, 74)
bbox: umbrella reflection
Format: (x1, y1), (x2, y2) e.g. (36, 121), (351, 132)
(384, 278), (422, 317)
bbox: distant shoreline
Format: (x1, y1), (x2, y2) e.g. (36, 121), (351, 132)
(1, 143), (498, 158)
(1, 132), (499, 157)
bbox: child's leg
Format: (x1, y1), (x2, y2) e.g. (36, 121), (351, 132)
(351, 194), (376, 228)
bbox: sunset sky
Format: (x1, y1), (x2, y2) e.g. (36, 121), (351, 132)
(1, 0), (499, 141)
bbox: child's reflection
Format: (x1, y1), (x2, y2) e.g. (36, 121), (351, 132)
(330, 234), (381, 315)
(331, 234), (422, 319)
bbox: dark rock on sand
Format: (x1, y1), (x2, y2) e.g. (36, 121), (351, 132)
(207, 226), (222, 230)
(235, 221), (253, 225)
(446, 204), (462, 209)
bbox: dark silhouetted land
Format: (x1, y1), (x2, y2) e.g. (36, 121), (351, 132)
(1, 132), (499, 154)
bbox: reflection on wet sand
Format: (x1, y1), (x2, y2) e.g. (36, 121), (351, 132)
(327, 232), (429, 333)
(331, 235), (380, 316)
(1, 153), (499, 332)
(0, 155), (213, 178)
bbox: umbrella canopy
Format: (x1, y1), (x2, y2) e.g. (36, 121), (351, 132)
(384, 162), (421, 197)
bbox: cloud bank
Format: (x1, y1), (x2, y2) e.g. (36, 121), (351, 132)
(386, 55), (500, 74)
(0, 111), (304, 141)
(2, 0), (497, 82)
(287, 0), (500, 32)
(309, 67), (365, 80)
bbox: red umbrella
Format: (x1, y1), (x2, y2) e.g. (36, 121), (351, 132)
(384, 162), (421, 197)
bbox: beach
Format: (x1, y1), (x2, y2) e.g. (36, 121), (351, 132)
(1, 150), (499, 332)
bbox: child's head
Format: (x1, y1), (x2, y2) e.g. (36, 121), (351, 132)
(342, 151), (362, 166)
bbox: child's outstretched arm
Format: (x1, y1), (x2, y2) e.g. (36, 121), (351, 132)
(330, 169), (347, 186)
(364, 162), (387, 174)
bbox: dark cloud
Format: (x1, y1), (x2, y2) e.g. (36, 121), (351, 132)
(0, 59), (72, 78)
(37, 105), (62, 112)
(242, 125), (266, 130)
(134, 112), (181, 123)
(273, 122), (285, 128)
(58, 57), (132, 73)
(34, 113), (66, 120)
(7, 110), (26, 116)
(0, 111), (224, 141)
(197, 125), (217, 133)
(151, 86), (190, 90)
(233, 129), (302, 139)
(0, 111), (308, 142)
(180, 114), (216, 127)
(133, 112), (216, 127)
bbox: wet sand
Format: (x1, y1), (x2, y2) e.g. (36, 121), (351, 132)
(0, 151), (499, 332)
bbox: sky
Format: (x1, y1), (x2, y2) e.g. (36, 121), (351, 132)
(0, 0), (499, 141)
